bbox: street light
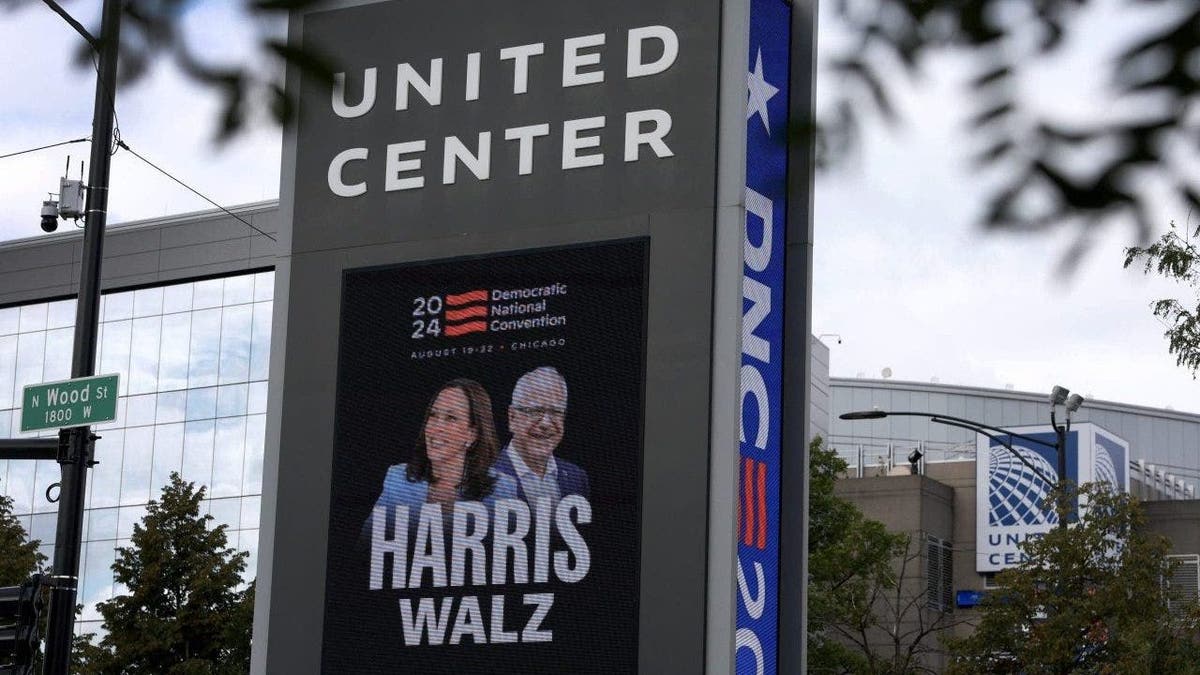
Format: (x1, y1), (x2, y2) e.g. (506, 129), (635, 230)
(838, 385), (1083, 530)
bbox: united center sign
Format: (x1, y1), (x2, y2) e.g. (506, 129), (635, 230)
(255, 1), (815, 673)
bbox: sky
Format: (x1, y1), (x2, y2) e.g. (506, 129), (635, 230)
(0, 0), (1196, 414)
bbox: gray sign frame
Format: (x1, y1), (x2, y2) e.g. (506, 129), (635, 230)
(251, 0), (814, 672)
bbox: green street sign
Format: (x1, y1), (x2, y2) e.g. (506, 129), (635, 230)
(21, 374), (120, 432)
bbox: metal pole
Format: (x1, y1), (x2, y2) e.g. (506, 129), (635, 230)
(42, 0), (121, 668)
(1055, 422), (1068, 531)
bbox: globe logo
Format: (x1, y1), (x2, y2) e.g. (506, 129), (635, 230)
(1094, 446), (1119, 489)
(988, 444), (1058, 526)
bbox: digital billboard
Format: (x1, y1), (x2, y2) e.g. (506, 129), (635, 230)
(322, 240), (646, 673)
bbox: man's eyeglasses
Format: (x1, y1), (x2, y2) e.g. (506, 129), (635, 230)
(512, 406), (566, 421)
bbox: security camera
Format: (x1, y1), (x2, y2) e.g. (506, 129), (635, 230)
(40, 200), (59, 233)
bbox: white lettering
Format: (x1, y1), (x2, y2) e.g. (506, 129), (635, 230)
(396, 58), (443, 110)
(332, 69), (377, 118)
(504, 124), (551, 175)
(492, 499), (530, 584)
(562, 116), (605, 170)
(328, 148), (368, 197)
(522, 593), (554, 642)
(745, 187), (773, 272)
(740, 364), (769, 449)
(563, 33), (605, 87)
(624, 109), (673, 162)
(399, 597), (452, 646)
(742, 277), (771, 363)
(443, 132), (492, 184)
(465, 52), (481, 101)
(554, 495), (591, 582)
(627, 25), (678, 78)
(499, 43), (545, 95)
(385, 141), (425, 191)
(450, 501), (489, 586)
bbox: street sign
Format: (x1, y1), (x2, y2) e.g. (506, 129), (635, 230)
(20, 374), (119, 432)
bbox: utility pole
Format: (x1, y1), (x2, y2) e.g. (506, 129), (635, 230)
(41, 0), (122, 669)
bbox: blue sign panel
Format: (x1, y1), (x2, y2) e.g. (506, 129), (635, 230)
(736, 0), (790, 673)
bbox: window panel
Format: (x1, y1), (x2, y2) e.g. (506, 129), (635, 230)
(46, 300), (74, 330)
(117, 505), (147, 540)
(248, 381), (268, 415)
(93, 394), (126, 432)
(42, 327), (73, 383)
(253, 271), (274, 302)
(103, 292), (133, 322)
(208, 497), (241, 533)
(156, 391), (186, 425)
(158, 313), (192, 391)
(239, 529), (259, 583)
(90, 430), (125, 509)
(249, 302), (272, 381)
(99, 319), (131, 396)
(243, 414), (266, 494)
(88, 508), (118, 542)
(132, 287), (164, 319)
(15, 331), (47, 397)
(193, 279), (224, 310)
(218, 305), (253, 384)
(162, 282), (193, 315)
(0, 307), (19, 336)
(182, 420), (215, 489)
(223, 275), (254, 306)
(240, 495), (261, 530)
(19, 304), (47, 333)
(129, 316), (162, 395)
(81, 541), (116, 621)
(186, 387), (218, 421)
(188, 308), (221, 389)
(217, 384), (248, 418)
(212, 417), (246, 498)
(121, 427), (154, 506)
(32, 459), (59, 513)
(152, 423), (185, 493)
(125, 394), (157, 428)
(6, 460), (35, 515)
(0, 335), (16, 409)
(30, 512), (57, 545)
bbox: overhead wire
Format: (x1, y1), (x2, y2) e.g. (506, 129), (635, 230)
(115, 140), (278, 242)
(0, 138), (90, 161)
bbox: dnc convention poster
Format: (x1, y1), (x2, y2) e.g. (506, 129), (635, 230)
(322, 239), (648, 673)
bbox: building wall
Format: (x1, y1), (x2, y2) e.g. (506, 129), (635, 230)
(0, 204), (278, 635)
(830, 378), (1200, 496)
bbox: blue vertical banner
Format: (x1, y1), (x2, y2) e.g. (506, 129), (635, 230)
(737, 0), (790, 673)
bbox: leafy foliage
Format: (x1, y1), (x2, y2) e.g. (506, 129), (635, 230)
(0, 491), (44, 586)
(1125, 220), (1200, 377)
(82, 473), (253, 675)
(822, 0), (1200, 255)
(809, 437), (962, 673)
(948, 483), (1200, 673)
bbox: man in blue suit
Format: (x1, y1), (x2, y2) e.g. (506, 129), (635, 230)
(495, 366), (590, 509)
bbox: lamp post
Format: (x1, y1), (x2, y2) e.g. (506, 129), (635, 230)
(839, 385), (1085, 531)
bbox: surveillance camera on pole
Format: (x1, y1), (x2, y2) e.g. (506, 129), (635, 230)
(38, 166), (86, 234)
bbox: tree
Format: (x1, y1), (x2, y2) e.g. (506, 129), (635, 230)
(809, 437), (965, 674)
(1124, 220), (1200, 377)
(84, 473), (253, 675)
(948, 483), (1200, 674)
(0, 491), (44, 586)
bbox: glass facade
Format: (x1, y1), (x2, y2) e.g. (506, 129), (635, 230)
(0, 271), (272, 634)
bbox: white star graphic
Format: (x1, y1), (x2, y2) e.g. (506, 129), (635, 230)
(746, 48), (779, 135)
